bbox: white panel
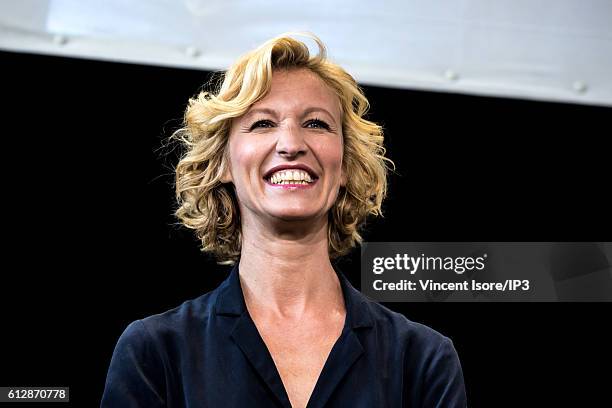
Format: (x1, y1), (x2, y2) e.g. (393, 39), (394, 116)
(1, 0), (611, 106)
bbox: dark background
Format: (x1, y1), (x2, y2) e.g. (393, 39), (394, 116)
(1, 50), (610, 407)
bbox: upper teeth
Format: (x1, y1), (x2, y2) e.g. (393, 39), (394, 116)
(268, 169), (313, 184)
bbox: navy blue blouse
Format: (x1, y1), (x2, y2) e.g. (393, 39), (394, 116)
(101, 264), (467, 407)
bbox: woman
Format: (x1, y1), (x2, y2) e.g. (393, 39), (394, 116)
(102, 33), (467, 408)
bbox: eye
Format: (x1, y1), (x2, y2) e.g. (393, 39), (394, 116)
(250, 119), (275, 130)
(304, 118), (331, 130)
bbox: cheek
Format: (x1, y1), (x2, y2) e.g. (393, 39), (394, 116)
(230, 140), (262, 180)
(317, 139), (344, 174)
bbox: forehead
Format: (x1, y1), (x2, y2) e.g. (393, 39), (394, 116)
(249, 68), (341, 117)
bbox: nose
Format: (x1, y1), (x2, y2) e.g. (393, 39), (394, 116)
(275, 121), (307, 158)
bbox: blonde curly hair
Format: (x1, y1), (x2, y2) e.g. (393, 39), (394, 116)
(171, 32), (394, 265)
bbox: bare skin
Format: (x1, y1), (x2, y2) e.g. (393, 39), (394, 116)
(238, 216), (346, 408)
(225, 69), (348, 408)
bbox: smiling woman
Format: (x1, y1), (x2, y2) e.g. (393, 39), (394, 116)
(222, 68), (346, 227)
(101, 32), (467, 408)
(171, 34), (389, 265)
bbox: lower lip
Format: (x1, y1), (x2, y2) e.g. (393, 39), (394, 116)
(264, 179), (318, 189)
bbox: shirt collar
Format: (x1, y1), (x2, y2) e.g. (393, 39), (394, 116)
(214, 262), (373, 330)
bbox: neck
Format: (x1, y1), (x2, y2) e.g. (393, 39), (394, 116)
(237, 213), (344, 321)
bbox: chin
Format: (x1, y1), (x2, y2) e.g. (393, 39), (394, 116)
(268, 208), (322, 222)
(273, 212), (317, 222)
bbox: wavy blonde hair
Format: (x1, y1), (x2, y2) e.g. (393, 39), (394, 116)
(171, 32), (394, 265)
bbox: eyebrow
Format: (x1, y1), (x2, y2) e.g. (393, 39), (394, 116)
(243, 107), (338, 125)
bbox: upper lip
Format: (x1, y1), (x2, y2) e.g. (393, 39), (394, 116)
(263, 164), (319, 179)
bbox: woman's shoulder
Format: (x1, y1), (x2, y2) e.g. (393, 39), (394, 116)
(118, 286), (222, 349)
(339, 270), (454, 354)
(102, 285), (224, 406)
(361, 297), (453, 352)
(355, 300), (467, 407)
(144, 289), (220, 334)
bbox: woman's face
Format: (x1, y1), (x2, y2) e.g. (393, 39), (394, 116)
(224, 68), (345, 224)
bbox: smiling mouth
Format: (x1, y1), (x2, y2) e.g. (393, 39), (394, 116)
(263, 169), (318, 186)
